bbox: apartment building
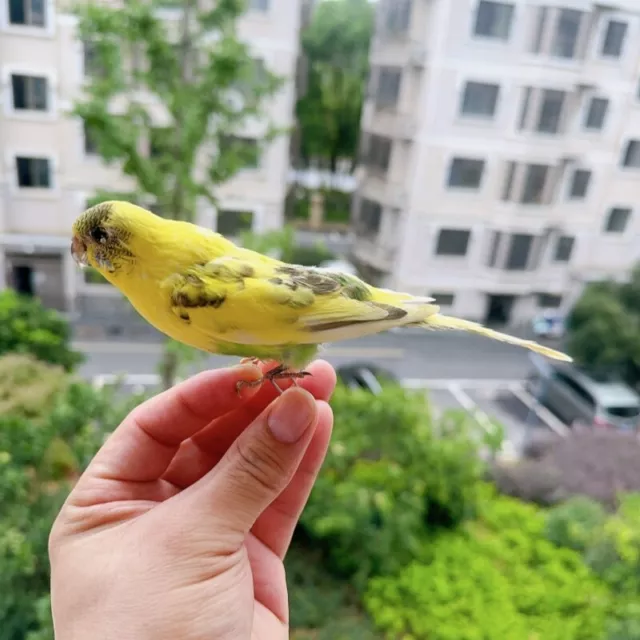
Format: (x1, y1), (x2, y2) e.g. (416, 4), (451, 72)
(0, 0), (301, 318)
(352, 0), (640, 327)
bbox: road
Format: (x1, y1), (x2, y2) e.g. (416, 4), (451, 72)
(74, 329), (546, 381)
(76, 329), (569, 457)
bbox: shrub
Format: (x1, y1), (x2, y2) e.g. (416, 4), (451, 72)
(0, 360), (144, 639)
(584, 493), (640, 596)
(546, 494), (640, 636)
(0, 354), (68, 418)
(0, 290), (83, 371)
(300, 384), (487, 588)
(544, 496), (607, 553)
(492, 429), (640, 508)
(364, 485), (612, 640)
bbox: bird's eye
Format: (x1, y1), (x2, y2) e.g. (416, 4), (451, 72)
(90, 227), (108, 244)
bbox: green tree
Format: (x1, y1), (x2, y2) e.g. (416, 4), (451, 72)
(566, 265), (640, 387)
(0, 290), (83, 372)
(72, 0), (285, 387)
(296, 0), (374, 171)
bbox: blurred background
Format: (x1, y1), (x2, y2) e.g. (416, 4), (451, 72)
(3, 0), (640, 638)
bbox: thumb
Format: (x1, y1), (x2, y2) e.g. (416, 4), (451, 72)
(189, 386), (319, 540)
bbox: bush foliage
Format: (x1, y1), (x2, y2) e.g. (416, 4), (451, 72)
(0, 290), (83, 371)
(300, 384), (486, 588)
(364, 486), (612, 640)
(0, 355), (143, 639)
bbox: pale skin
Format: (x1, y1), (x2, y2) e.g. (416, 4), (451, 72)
(48, 359), (337, 640)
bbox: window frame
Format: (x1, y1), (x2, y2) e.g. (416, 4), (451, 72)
(553, 235), (575, 262)
(604, 207), (631, 233)
(2, 0), (54, 35)
(583, 96), (609, 131)
(472, 0), (515, 41)
(435, 228), (472, 257)
(600, 19), (627, 58)
(447, 156), (486, 189)
(459, 80), (500, 118)
(15, 155), (52, 189)
(568, 168), (591, 200)
(3, 66), (56, 119)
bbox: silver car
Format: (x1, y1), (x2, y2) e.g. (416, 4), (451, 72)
(526, 363), (640, 431)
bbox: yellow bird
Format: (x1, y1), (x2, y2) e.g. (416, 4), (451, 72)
(70, 201), (571, 392)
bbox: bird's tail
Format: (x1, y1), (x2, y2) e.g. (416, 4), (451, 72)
(417, 313), (572, 362)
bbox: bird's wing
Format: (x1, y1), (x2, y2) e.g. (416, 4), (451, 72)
(160, 256), (438, 343)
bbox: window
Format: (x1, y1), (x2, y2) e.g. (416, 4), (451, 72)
(621, 140), (640, 168)
(518, 87), (532, 129)
(536, 89), (566, 134)
(460, 81), (500, 117)
(447, 157), (485, 189)
(551, 9), (583, 59)
(8, 0), (45, 26)
(16, 156), (51, 188)
(358, 198), (382, 236)
(569, 169), (591, 199)
(220, 135), (260, 169)
(584, 97), (609, 130)
(11, 74), (47, 111)
(554, 235), (574, 262)
(234, 58), (267, 97)
(487, 230), (503, 267)
(383, 0), (412, 33)
(604, 207), (631, 233)
(554, 372), (595, 408)
(501, 161), (516, 200)
(435, 229), (471, 256)
(505, 233), (533, 270)
(375, 67), (402, 107)
(366, 134), (392, 172)
(84, 121), (98, 155)
(538, 293), (562, 308)
(216, 210), (254, 236)
(249, 0), (269, 11)
(473, 1), (514, 40)
(432, 292), (455, 306)
(521, 163), (550, 204)
(83, 40), (105, 78)
(530, 6), (548, 53)
(601, 20), (627, 57)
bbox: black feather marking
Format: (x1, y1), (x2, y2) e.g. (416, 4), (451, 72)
(173, 290), (226, 309)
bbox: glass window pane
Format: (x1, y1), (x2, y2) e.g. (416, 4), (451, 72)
(551, 9), (583, 59)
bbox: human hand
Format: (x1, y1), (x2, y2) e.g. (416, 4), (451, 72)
(48, 360), (336, 640)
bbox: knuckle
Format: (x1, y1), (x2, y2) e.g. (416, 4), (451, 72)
(232, 436), (290, 495)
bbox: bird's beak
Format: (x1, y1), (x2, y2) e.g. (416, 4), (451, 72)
(71, 235), (88, 268)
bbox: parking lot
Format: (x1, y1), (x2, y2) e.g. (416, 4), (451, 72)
(403, 378), (569, 457)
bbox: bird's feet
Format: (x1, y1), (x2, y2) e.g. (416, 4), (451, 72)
(235, 362), (312, 396)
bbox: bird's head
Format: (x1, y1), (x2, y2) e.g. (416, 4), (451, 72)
(71, 201), (162, 280)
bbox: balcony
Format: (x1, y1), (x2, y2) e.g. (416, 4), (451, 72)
(370, 37), (427, 68)
(351, 236), (396, 272)
(369, 106), (417, 141)
(359, 172), (408, 210)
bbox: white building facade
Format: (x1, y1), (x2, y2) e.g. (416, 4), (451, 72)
(353, 0), (640, 327)
(0, 0), (301, 316)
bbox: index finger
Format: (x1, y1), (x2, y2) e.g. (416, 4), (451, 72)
(83, 363), (263, 484)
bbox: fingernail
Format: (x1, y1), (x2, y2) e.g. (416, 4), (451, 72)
(267, 388), (316, 443)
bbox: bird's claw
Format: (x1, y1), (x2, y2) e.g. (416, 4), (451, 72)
(235, 363), (312, 397)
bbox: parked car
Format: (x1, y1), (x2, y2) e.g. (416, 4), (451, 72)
(336, 362), (398, 394)
(531, 309), (566, 339)
(526, 362), (640, 431)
